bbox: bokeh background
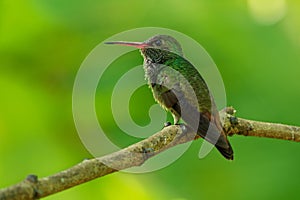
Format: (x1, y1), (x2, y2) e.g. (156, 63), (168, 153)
(1, 0), (300, 199)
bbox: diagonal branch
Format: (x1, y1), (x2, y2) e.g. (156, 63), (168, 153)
(0, 107), (299, 200)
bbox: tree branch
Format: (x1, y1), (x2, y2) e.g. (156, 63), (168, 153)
(221, 107), (300, 142)
(1, 107), (299, 200)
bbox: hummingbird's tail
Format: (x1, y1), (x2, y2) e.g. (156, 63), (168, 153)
(214, 134), (234, 160)
(171, 99), (234, 160)
(198, 122), (234, 160)
(193, 111), (234, 160)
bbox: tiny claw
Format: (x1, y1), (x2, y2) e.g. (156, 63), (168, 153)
(26, 174), (38, 183)
(164, 121), (172, 127)
(230, 116), (238, 125)
(26, 174), (40, 198)
(179, 124), (188, 134)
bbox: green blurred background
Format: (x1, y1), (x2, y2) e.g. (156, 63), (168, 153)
(1, 0), (300, 199)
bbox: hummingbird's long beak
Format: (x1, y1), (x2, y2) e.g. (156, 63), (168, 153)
(105, 41), (148, 48)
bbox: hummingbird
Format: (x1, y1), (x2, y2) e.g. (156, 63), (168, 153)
(105, 35), (234, 160)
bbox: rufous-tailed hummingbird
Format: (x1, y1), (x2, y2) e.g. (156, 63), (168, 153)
(106, 35), (233, 160)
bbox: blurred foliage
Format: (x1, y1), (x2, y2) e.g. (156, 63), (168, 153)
(1, 0), (300, 199)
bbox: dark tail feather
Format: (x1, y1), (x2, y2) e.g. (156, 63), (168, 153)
(174, 100), (234, 160)
(193, 113), (234, 160)
(196, 114), (234, 160)
(215, 136), (234, 160)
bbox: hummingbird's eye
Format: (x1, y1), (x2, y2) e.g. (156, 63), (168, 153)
(155, 39), (162, 46)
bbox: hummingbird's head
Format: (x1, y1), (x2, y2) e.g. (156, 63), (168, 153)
(105, 34), (183, 56)
(143, 35), (183, 56)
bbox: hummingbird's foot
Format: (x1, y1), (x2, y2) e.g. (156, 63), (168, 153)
(168, 123), (192, 141)
(26, 174), (38, 183)
(25, 174), (40, 198)
(141, 147), (155, 160)
(229, 116), (238, 125)
(163, 122), (188, 135)
(178, 124), (188, 134)
(164, 121), (172, 127)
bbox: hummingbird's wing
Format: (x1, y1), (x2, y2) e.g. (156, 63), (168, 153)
(151, 57), (233, 159)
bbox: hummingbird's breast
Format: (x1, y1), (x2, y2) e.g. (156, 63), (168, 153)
(142, 58), (162, 85)
(140, 49), (163, 83)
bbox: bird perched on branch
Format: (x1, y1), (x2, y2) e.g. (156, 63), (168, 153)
(106, 35), (234, 160)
